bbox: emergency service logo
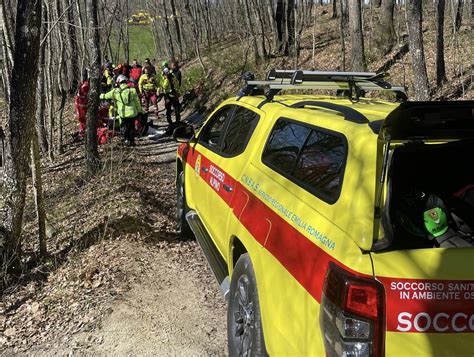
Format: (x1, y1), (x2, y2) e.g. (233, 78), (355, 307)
(195, 155), (201, 178)
(428, 209), (440, 223)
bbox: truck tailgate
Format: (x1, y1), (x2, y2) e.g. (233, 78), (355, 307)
(370, 248), (474, 356)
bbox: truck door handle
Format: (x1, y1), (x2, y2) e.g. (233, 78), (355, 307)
(223, 184), (233, 192)
(201, 166), (209, 173)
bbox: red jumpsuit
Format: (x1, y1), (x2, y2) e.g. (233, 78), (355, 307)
(74, 80), (89, 136)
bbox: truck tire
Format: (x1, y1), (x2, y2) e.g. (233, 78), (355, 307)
(228, 253), (268, 357)
(176, 171), (192, 239)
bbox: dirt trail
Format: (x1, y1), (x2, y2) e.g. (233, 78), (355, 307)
(54, 115), (228, 355)
(1, 112), (227, 356)
(81, 118), (227, 356)
(58, 244), (227, 356)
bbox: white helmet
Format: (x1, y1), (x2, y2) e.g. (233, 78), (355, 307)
(116, 74), (128, 84)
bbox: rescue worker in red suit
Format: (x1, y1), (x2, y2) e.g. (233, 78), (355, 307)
(129, 59), (142, 82)
(74, 70), (89, 137)
(74, 69), (112, 143)
(128, 59), (142, 90)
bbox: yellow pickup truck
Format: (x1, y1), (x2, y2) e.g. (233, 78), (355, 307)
(174, 69), (474, 356)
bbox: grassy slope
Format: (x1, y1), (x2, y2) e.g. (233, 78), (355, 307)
(109, 25), (156, 63)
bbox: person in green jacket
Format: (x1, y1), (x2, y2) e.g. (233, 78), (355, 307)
(100, 75), (143, 146)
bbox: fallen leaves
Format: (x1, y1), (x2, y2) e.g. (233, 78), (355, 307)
(0, 111), (186, 352)
(3, 328), (16, 337)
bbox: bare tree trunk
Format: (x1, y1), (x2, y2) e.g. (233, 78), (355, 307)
(35, 68), (49, 153)
(57, 90), (66, 155)
(99, 2), (115, 62)
(124, 0), (130, 62)
(342, 0), (349, 24)
(162, 0), (175, 59)
(66, 0), (80, 94)
(177, 2), (188, 59)
(312, 4), (317, 68)
(85, 0), (100, 174)
(285, 0), (296, 56)
(244, 0), (260, 64)
(146, 0), (161, 57)
(0, 27), (12, 103)
(251, 0), (268, 62)
(45, 3), (55, 162)
(1, 0), (42, 272)
(266, 0), (277, 51)
(0, 0), (14, 102)
(76, 0), (86, 70)
(46, 73), (55, 162)
(203, 0), (213, 46)
(31, 130), (47, 257)
(406, 0), (430, 100)
(275, 0), (286, 53)
(0, 0), (14, 66)
(332, 0), (338, 18)
(170, 0), (183, 59)
(294, 1), (307, 67)
(348, 0), (366, 71)
(54, 0), (66, 155)
(436, 0), (448, 86)
(376, 0), (396, 55)
(184, 0), (206, 70)
(339, 0), (347, 70)
(36, 10), (49, 154)
(455, 0), (463, 30)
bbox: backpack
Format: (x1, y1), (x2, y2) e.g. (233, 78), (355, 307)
(130, 67), (142, 81)
(97, 128), (109, 145)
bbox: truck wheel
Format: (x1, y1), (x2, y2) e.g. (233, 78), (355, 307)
(176, 171), (192, 239)
(228, 253), (268, 357)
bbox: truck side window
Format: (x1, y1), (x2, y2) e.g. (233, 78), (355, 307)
(262, 120), (311, 174)
(221, 106), (259, 157)
(262, 118), (347, 203)
(199, 106), (234, 149)
(293, 129), (346, 203)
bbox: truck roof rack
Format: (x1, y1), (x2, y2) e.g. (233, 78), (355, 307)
(240, 69), (407, 102)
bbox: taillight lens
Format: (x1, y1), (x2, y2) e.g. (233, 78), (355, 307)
(346, 284), (379, 319)
(320, 263), (385, 357)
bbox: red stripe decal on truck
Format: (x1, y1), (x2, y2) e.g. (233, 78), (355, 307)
(184, 148), (352, 303)
(232, 179), (334, 303)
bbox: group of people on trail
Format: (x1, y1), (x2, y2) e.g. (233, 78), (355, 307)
(75, 58), (182, 147)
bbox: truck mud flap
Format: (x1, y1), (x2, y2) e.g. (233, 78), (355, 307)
(186, 210), (230, 300)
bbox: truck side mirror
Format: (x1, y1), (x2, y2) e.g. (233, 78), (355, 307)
(173, 125), (195, 143)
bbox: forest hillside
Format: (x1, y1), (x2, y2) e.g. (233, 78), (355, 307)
(0, 0), (472, 354)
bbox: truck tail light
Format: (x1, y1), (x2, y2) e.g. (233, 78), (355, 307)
(320, 263), (385, 357)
